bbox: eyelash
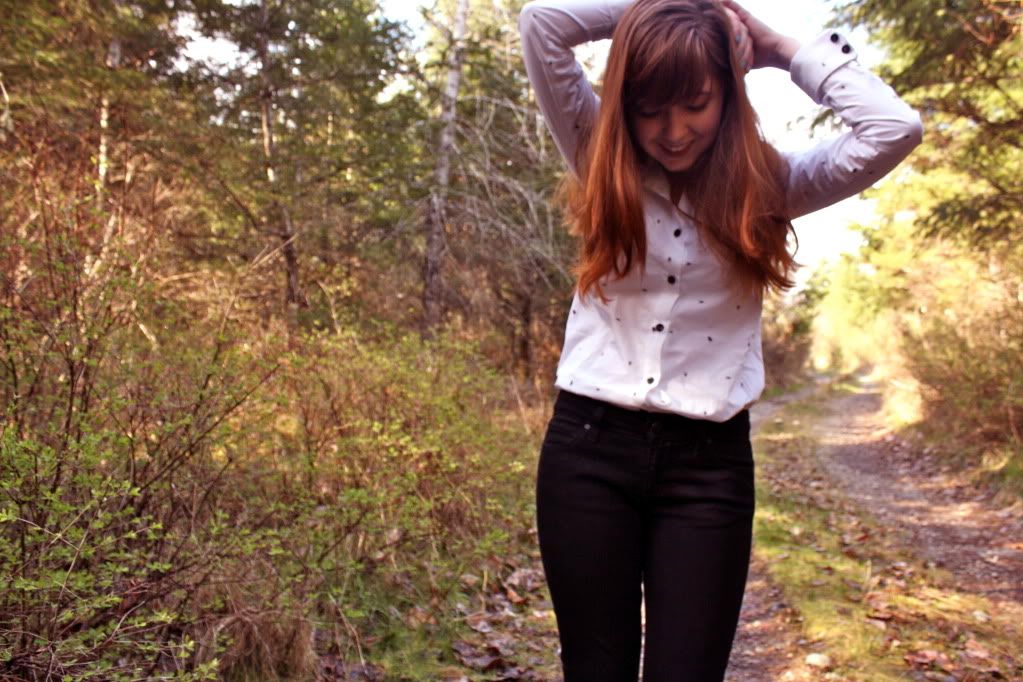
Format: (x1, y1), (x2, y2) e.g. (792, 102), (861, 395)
(637, 102), (708, 117)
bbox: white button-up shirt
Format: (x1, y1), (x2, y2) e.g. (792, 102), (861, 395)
(519, 0), (923, 421)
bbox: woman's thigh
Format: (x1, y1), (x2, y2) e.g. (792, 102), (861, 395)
(535, 406), (647, 681)
(640, 432), (756, 682)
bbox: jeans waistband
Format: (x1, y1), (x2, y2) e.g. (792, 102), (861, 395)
(553, 389), (749, 439)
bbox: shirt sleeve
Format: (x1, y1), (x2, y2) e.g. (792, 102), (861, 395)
(518, 0), (633, 173)
(782, 30), (925, 219)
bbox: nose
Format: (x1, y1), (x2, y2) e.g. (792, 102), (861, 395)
(663, 105), (690, 141)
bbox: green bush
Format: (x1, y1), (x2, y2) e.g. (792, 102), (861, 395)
(900, 283), (1023, 481)
(1, 204), (535, 678)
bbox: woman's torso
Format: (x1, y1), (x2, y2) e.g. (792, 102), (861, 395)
(555, 166), (764, 423)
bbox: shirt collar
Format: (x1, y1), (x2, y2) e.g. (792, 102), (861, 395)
(639, 158), (693, 212)
(639, 157), (669, 201)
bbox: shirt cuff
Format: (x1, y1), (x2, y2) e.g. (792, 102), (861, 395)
(790, 30), (859, 104)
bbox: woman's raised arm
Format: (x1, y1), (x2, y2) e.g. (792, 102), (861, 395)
(780, 29), (925, 219)
(725, 0), (923, 219)
(518, 0), (633, 172)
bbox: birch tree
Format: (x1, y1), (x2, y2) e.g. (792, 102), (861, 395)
(423, 0), (470, 332)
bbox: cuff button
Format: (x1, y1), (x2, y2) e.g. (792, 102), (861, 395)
(842, 44), (852, 54)
(830, 33), (840, 43)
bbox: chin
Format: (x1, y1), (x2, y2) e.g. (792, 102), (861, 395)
(659, 157), (695, 173)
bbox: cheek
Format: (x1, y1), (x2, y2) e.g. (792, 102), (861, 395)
(696, 109), (724, 139)
(631, 119), (659, 152)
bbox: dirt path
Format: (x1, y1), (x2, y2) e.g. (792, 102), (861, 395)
(812, 380), (1023, 612)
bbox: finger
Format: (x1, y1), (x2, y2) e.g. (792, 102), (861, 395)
(723, 9), (748, 64)
(723, 6), (743, 38)
(721, 0), (751, 22)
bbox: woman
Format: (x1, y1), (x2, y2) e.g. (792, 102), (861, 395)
(518, 0), (922, 680)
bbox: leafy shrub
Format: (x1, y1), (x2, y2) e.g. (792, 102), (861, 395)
(900, 279), (1023, 460)
(1, 194), (535, 679)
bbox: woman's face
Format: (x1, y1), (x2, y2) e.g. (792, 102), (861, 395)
(628, 76), (724, 174)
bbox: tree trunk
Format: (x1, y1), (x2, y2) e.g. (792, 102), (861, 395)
(84, 24), (121, 281)
(422, 0), (469, 334)
(257, 0), (303, 313)
(517, 294), (533, 379)
(97, 29), (120, 200)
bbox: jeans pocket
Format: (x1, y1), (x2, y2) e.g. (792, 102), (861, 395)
(541, 410), (595, 450)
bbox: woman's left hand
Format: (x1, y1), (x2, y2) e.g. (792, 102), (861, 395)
(722, 6), (754, 73)
(721, 0), (802, 72)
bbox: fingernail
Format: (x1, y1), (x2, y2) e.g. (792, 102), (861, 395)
(735, 34), (742, 44)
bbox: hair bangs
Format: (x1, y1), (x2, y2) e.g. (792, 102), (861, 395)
(623, 23), (722, 111)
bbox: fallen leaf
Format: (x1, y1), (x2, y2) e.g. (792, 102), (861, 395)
(904, 649), (953, 671)
(451, 640), (505, 671)
(904, 649), (938, 666)
(962, 638), (991, 660)
(505, 586), (524, 604)
(466, 613), (493, 634)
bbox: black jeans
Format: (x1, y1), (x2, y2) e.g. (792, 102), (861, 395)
(535, 390), (755, 682)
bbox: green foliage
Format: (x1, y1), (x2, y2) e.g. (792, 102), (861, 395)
(1, 155), (535, 679)
(1, 296), (534, 679)
(815, 0), (1023, 490)
(833, 0), (1022, 250)
(899, 268), (1023, 456)
(0, 434), (219, 681)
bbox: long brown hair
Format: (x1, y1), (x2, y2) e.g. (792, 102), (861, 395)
(566, 0), (796, 301)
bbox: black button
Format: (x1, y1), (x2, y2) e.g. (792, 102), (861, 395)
(653, 323), (664, 332)
(647, 377), (655, 384)
(673, 228), (682, 237)
(842, 44), (851, 54)
(830, 33), (839, 43)
(667, 275), (676, 284)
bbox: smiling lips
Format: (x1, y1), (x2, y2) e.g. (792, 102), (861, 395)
(660, 141), (691, 156)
